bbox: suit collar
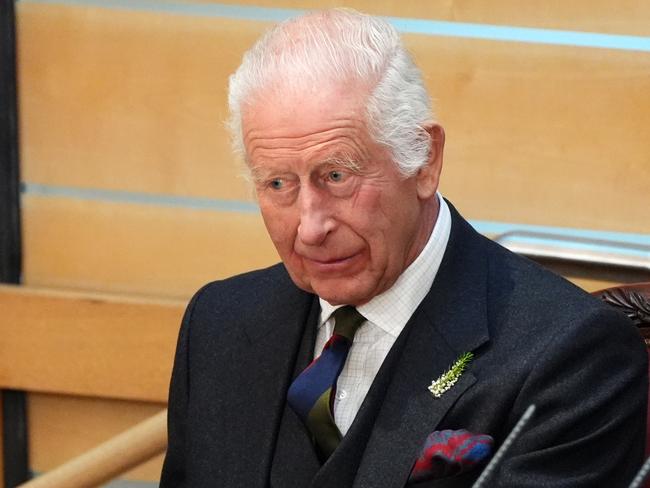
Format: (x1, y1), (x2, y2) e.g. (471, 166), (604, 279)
(240, 264), (315, 345)
(225, 267), (321, 486)
(422, 201), (490, 353)
(269, 295), (322, 485)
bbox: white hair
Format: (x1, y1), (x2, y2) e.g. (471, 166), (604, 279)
(227, 8), (434, 177)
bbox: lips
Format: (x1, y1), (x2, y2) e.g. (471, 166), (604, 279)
(305, 255), (352, 264)
(298, 251), (362, 274)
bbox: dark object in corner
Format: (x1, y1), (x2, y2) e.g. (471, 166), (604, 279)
(593, 282), (650, 343)
(1, 1), (29, 486)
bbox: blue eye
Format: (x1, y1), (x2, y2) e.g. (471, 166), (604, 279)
(329, 171), (344, 182)
(270, 179), (284, 190)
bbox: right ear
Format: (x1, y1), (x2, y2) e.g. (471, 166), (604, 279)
(415, 123), (445, 200)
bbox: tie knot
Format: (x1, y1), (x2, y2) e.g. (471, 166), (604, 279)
(332, 306), (366, 341)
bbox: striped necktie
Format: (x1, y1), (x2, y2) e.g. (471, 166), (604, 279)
(287, 306), (366, 460)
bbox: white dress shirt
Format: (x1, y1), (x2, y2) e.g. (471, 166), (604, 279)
(315, 195), (452, 435)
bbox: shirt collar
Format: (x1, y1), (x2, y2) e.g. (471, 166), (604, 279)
(319, 194), (452, 336)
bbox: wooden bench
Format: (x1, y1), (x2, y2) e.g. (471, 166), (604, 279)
(0, 285), (185, 484)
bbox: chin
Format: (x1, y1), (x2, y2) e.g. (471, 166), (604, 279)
(312, 284), (371, 306)
(287, 267), (373, 305)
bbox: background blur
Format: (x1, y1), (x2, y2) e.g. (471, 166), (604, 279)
(1, 0), (649, 486)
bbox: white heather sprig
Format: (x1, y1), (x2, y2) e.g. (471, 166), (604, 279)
(428, 352), (474, 398)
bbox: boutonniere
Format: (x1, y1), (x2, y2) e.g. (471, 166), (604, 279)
(428, 352), (473, 398)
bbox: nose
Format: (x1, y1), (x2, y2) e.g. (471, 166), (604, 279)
(297, 185), (335, 246)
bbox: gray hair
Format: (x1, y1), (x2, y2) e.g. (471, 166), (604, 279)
(227, 8), (434, 177)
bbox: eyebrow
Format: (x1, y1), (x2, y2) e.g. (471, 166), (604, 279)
(321, 154), (362, 172)
(247, 152), (364, 184)
(248, 164), (272, 184)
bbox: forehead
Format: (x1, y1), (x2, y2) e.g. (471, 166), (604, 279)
(241, 83), (380, 166)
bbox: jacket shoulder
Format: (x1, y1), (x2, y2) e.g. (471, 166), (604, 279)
(480, 236), (645, 362)
(485, 238), (611, 316)
(180, 262), (312, 343)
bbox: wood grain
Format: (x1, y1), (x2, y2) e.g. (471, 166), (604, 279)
(28, 393), (165, 481)
(22, 195), (279, 298)
(418, 35), (650, 234)
(0, 284), (183, 402)
(21, 408), (166, 487)
(216, 0), (650, 36)
(17, 3), (260, 201)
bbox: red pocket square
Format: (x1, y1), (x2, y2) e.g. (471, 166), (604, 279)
(409, 429), (494, 482)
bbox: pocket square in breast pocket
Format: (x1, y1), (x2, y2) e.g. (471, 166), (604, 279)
(409, 429), (494, 483)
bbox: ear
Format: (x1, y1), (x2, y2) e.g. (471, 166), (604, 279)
(415, 123), (445, 200)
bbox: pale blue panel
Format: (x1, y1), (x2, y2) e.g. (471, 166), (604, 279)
(21, 182), (260, 213)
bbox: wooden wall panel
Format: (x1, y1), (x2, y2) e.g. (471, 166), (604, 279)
(28, 393), (164, 481)
(17, 3), (262, 201)
(0, 284), (183, 402)
(21, 193), (637, 297)
(217, 0), (650, 36)
(418, 36), (650, 234)
(22, 195), (279, 297)
(18, 3), (650, 234)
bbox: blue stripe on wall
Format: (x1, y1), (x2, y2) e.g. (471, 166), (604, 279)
(22, 182), (260, 213)
(19, 0), (650, 53)
(21, 182), (650, 250)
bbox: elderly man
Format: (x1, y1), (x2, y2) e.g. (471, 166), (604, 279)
(161, 9), (647, 488)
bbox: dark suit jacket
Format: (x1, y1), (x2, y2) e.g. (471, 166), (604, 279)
(160, 204), (647, 487)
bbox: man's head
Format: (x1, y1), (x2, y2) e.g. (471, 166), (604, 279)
(228, 9), (445, 305)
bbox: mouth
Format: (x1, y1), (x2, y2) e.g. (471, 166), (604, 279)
(299, 252), (361, 273)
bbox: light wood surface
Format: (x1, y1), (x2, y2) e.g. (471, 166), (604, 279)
(21, 195), (278, 297)
(427, 37), (650, 233)
(18, 3), (650, 234)
(17, 3), (258, 201)
(0, 284), (183, 402)
(215, 0), (650, 35)
(22, 191), (638, 297)
(20, 408), (166, 488)
(28, 394), (165, 482)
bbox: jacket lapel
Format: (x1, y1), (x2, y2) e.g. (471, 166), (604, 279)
(354, 205), (491, 488)
(269, 296), (322, 486)
(220, 275), (320, 488)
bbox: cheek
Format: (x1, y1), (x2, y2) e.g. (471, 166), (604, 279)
(356, 192), (420, 261)
(350, 185), (388, 224)
(347, 186), (383, 218)
(260, 206), (297, 252)
(346, 197), (393, 265)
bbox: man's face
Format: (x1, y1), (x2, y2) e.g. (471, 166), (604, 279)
(242, 84), (441, 305)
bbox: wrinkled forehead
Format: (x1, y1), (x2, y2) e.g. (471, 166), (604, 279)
(240, 82), (384, 170)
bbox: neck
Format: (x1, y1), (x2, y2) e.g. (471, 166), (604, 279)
(405, 194), (440, 270)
